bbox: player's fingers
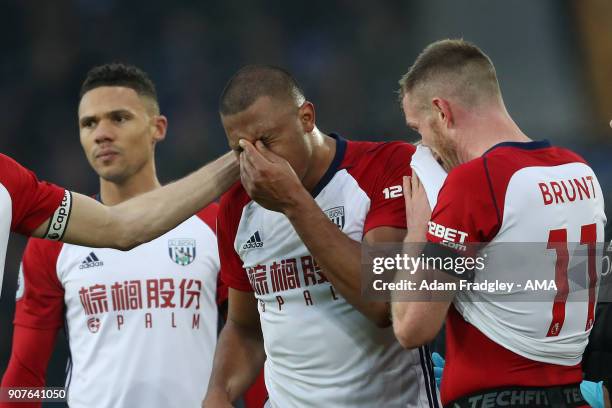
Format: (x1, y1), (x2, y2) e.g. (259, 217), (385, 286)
(239, 149), (246, 171)
(239, 151), (246, 176)
(241, 144), (263, 178)
(239, 149), (248, 172)
(239, 139), (267, 168)
(403, 176), (412, 198)
(413, 174), (432, 209)
(239, 151), (254, 182)
(239, 155), (256, 193)
(403, 176), (412, 219)
(417, 174), (427, 195)
(254, 140), (279, 163)
(411, 174), (421, 201)
(411, 172), (421, 192)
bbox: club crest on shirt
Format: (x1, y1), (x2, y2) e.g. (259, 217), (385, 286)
(324, 206), (345, 229)
(87, 317), (101, 333)
(168, 239), (196, 266)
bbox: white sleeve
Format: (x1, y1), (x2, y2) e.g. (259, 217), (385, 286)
(410, 145), (447, 208)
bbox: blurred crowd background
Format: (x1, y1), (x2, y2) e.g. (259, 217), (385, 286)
(1, 0), (611, 403)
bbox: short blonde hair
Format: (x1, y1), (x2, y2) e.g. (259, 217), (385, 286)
(399, 39), (501, 109)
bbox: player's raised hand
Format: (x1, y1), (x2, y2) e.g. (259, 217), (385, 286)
(403, 174), (431, 242)
(238, 138), (306, 213)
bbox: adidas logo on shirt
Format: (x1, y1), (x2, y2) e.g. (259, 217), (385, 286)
(242, 231), (264, 250)
(79, 252), (104, 269)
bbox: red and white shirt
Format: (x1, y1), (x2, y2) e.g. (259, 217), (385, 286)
(220, 135), (439, 408)
(0, 154), (66, 292)
(425, 141), (606, 403)
(12, 204), (225, 408)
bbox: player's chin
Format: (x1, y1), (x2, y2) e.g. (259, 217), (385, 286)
(97, 166), (127, 183)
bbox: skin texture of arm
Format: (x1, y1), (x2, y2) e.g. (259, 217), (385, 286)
(0, 326), (59, 408)
(31, 152), (238, 249)
(391, 175), (453, 349)
(203, 288), (266, 407)
(284, 193), (402, 327)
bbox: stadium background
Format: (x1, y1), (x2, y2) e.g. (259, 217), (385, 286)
(0, 0), (611, 405)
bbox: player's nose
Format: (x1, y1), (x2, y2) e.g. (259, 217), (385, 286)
(92, 121), (116, 144)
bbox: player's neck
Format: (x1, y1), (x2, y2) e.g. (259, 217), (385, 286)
(99, 163), (162, 206)
(459, 110), (530, 163)
(301, 128), (336, 193)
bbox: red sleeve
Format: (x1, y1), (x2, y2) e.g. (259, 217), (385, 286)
(218, 184), (253, 292)
(195, 203), (228, 305)
(14, 238), (65, 329)
(216, 273), (229, 306)
(243, 369), (268, 408)
(196, 203), (219, 234)
(426, 159), (500, 247)
(0, 154), (65, 236)
(0, 326), (58, 408)
(347, 142), (415, 234)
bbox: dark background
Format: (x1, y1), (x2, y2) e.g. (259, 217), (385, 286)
(1, 0), (611, 405)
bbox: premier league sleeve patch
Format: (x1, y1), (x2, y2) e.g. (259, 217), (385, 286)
(168, 239), (197, 266)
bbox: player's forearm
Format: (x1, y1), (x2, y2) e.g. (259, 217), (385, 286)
(61, 152), (238, 249)
(391, 237), (451, 348)
(205, 320), (265, 404)
(285, 195), (390, 327)
(112, 152), (238, 249)
(58, 153), (238, 248)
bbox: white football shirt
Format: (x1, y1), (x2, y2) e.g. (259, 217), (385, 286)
(425, 140), (606, 404)
(220, 135), (440, 408)
(15, 205), (224, 408)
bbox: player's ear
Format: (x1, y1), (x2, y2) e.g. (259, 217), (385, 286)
(151, 115), (168, 143)
(431, 98), (454, 129)
(298, 101), (315, 133)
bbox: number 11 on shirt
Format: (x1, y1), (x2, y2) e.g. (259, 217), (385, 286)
(546, 223), (597, 337)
